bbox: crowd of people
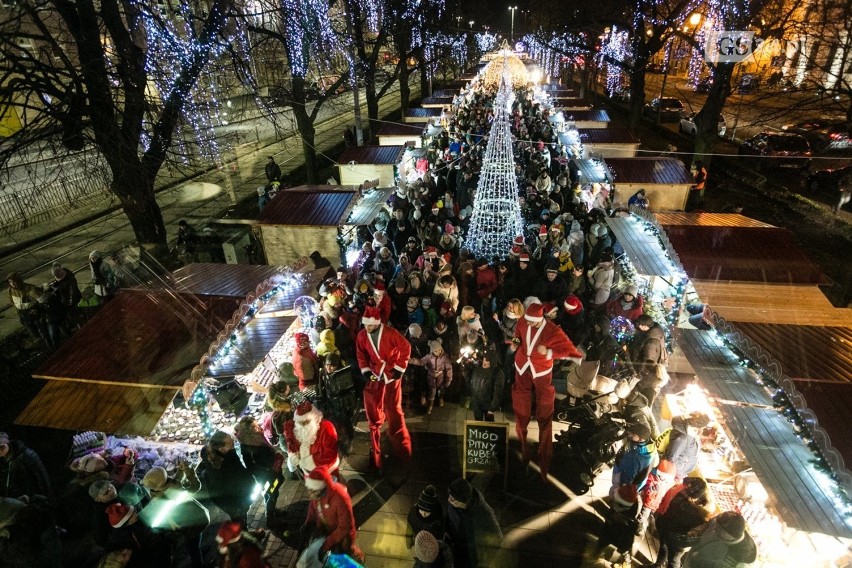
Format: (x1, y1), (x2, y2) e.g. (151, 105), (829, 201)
(0, 75), (758, 568)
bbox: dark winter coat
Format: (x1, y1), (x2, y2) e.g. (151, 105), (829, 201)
(445, 488), (502, 568)
(196, 447), (255, 520)
(583, 316), (621, 375)
(533, 273), (569, 304)
(469, 364), (505, 419)
(407, 505), (444, 547)
(0, 440), (51, 500)
(655, 491), (708, 537)
(631, 322), (668, 364)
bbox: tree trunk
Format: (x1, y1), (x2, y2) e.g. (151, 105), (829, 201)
(293, 105), (318, 184)
(693, 63), (735, 166)
(578, 66), (587, 98)
(627, 67), (647, 131)
(365, 72), (379, 139)
(111, 169), (167, 252)
(399, 63), (411, 114)
(420, 60), (430, 98)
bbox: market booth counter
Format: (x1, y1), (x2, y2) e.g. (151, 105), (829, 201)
(376, 123), (425, 147)
(606, 157), (693, 210)
(403, 107), (442, 125)
(337, 145), (405, 187)
(558, 128), (640, 159)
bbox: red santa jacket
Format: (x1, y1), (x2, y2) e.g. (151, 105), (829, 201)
(514, 318), (583, 378)
(291, 346), (319, 390)
(283, 418), (340, 474)
(356, 324), (411, 382)
(376, 293), (392, 324)
(307, 481), (358, 554)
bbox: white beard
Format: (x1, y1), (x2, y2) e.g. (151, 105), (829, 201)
(294, 417), (320, 449)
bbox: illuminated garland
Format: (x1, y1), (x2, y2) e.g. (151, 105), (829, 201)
(599, 27), (629, 97)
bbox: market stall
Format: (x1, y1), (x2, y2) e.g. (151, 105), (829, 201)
(376, 123), (426, 147)
(551, 97), (593, 111)
(558, 128), (640, 159)
(420, 95), (455, 108)
(562, 109), (610, 129)
(403, 107), (443, 125)
(605, 157), (693, 210)
(337, 145), (405, 187)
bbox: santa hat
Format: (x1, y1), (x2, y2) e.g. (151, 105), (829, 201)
(216, 521), (243, 552)
(538, 224), (548, 237)
(513, 235), (525, 246)
(613, 484), (638, 509)
(425, 246), (438, 258)
(563, 295), (583, 315)
(525, 302), (544, 322)
(374, 282), (386, 294)
(295, 400), (322, 421)
(362, 306), (382, 326)
(294, 332), (310, 343)
(444, 223), (455, 235)
(543, 303), (558, 317)
(510, 245), (521, 256)
(431, 203), (440, 213)
(107, 503), (135, 528)
(305, 466), (331, 491)
(519, 252), (531, 263)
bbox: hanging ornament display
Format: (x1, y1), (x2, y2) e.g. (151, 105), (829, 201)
(481, 40), (529, 89)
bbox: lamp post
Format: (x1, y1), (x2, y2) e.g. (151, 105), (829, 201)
(509, 6), (517, 43)
(469, 20), (474, 30)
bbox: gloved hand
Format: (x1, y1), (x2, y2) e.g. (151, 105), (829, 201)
(362, 370), (374, 383)
(389, 370), (402, 381)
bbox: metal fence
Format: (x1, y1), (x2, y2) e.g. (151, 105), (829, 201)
(0, 168), (112, 234)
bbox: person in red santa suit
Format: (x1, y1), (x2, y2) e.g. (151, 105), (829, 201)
(283, 401), (341, 479)
(511, 301), (583, 480)
(373, 282), (392, 324)
(356, 305), (413, 471)
(291, 332), (319, 391)
(299, 467), (364, 564)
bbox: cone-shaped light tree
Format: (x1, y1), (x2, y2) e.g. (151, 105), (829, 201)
(466, 61), (525, 260)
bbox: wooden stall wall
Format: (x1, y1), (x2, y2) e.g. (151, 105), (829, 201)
(260, 225), (341, 268)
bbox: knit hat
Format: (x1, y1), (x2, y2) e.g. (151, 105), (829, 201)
(414, 531), (440, 563)
(656, 460), (677, 479)
(563, 295), (583, 315)
(362, 305), (382, 326)
(141, 466), (168, 493)
(305, 467), (331, 491)
(683, 477), (708, 499)
(625, 284), (639, 297)
(524, 302), (544, 323)
(429, 340), (443, 354)
(613, 485), (638, 509)
(626, 422), (651, 441)
(716, 511), (746, 540)
(88, 479), (114, 501)
(107, 503), (135, 528)
(545, 259), (560, 273)
(449, 478), (473, 504)
(216, 521), (243, 552)
(374, 282), (386, 293)
(408, 323), (422, 338)
(416, 485), (440, 513)
(518, 252), (530, 263)
(0, 498), (25, 528)
(592, 223), (608, 238)
(444, 222), (455, 235)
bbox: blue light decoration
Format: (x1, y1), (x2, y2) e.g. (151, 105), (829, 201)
(598, 26), (630, 97)
(187, 382), (216, 438)
(609, 316), (635, 345)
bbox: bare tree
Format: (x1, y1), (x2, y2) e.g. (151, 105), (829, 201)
(0, 0), (239, 254)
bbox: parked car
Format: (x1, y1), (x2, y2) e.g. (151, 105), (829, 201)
(738, 132), (812, 171)
(679, 112), (727, 137)
(805, 164), (852, 197)
(693, 77), (713, 93)
(644, 97), (685, 122)
(782, 120), (851, 152)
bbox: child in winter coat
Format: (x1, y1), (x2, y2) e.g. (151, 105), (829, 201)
(420, 340), (453, 414)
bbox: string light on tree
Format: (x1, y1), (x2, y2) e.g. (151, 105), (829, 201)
(599, 26), (629, 96)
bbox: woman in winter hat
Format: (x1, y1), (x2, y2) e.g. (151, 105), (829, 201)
(407, 485), (444, 548)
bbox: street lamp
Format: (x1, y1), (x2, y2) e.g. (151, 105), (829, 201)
(469, 20), (474, 30)
(509, 6), (517, 43)
(689, 12), (702, 27)
(456, 15), (462, 28)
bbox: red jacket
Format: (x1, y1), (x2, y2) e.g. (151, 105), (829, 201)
(283, 419), (340, 473)
(606, 294), (645, 322)
(476, 266), (498, 299)
(307, 481), (358, 554)
(376, 293), (392, 324)
(514, 318), (583, 378)
(356, 324), (411, 382)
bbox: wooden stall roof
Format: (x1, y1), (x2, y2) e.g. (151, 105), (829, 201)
(375, 123), (425, 137)
(338, 145), (405, 165)
(346, 186), (394, 226)
(16, 381), (176, 436)
(420, 96), (454, 106)
(157, 264), (285, 298)
(655, 212), (776, 228)
(678, 328), (852, 538)
(258, 188), (357, 226)
(605, 215), (680, 277)
(693, 280), (851, 326)
(405, 107), (442, 118)
(543, 86), (576, 96)
(788, 381), (852, 477)
(666, 226), (823, 284)
(722, 323), (852, 384)
(33, 290), (239, 388)
(553, 97), (592, 108)
(562, 109), (611, 123)
(431, 89), (458, 97)
(571, 158), (612, 184)
(576, 128), (640, 145)
(606, 158), (693, 185)
(205, 267), (328, 378)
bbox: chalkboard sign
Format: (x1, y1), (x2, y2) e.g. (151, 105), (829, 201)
(463, 421), (509, 484)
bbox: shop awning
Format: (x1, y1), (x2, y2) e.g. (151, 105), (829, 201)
(16, 381), (176, 436)
(605, 215), (680, 277)
(677, 328), (852, 538)
(654, 212), (776, 229)
(346, 186), (394, 226)
(258, 186), (358, 226)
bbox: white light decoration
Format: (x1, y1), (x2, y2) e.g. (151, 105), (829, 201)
(466, 60), (524, 260)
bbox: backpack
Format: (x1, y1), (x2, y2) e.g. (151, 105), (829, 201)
(655, 427), (674, 456)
